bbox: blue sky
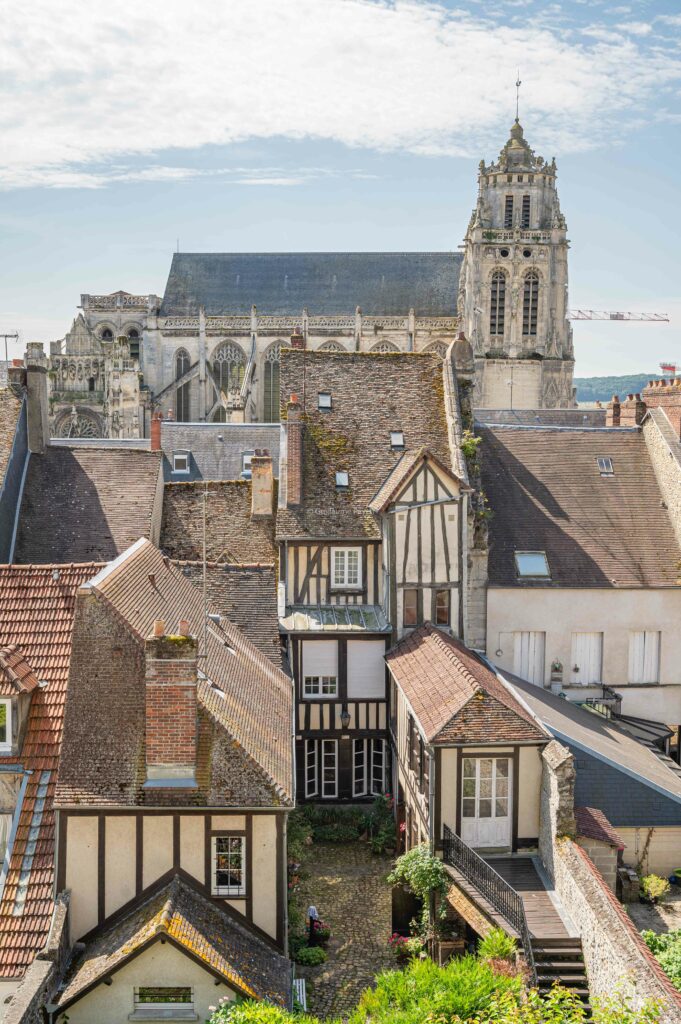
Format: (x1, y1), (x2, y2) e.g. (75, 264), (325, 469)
(1, 0), (680, 376)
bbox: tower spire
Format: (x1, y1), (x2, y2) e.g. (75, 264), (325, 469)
(515, 70), (521, 122)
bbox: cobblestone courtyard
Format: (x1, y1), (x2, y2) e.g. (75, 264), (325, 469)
(291, 841), (396, 1019)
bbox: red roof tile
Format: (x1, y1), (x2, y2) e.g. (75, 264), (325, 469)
(575, 806), (625, 850)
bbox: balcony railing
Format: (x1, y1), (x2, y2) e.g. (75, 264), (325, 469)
(580, 685), (622, 719)
(442, 825), (536, 985)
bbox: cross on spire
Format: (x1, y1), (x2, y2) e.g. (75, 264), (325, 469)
(515, 70), (521, 122)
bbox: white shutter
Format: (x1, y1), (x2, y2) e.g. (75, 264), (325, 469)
(571, 632), (603, 685)
(512, 632), (545, 686)
(347, 640), (386, 698)
(629, 631), (660, 684)
(303, 640), (338, 678)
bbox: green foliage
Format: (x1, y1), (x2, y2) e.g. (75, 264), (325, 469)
(368, 794), (397, 853)
(574, 373), (656, 404)
(477, 928), (517, 962)
(312, 823), (361, 843)
(460, 428), (482, 462)
(643, 928), (681, 990)
(297, 804), (370, 843)
(640, 874), (671, 904)
(387, 844), (450, 936)
(294, 945), (328, 967)
(287, 809), (313, 862)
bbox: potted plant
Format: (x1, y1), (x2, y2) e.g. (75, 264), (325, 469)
(387, 933), (424, 963)
(313, 919), (331, 945)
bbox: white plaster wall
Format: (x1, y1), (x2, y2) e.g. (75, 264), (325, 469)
(518, 745), (542, 839)
(252, 816), (278, 938)
(487, 587), (681, 723)
(65, 815), (98, 940)
(617, 826), (681, 877)
(142, 816), (173, 890)
(180, 815), (204, 882)
(105, 816), (136, 918)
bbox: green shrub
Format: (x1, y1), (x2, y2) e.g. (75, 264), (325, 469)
(640, 874), (671, 904)
(387, 844), (450, 936)
(298, 804), (371, 843)
(287, 809), (313, 861)
(294, 945), (328, 966)
(478, 928), (517, 961)
(312, 823), (360, 843)
(643, 928), (681, 990)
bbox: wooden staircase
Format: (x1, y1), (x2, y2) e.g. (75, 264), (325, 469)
(532, 937), (591, 1014)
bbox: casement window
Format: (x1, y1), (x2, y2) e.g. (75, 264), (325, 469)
(504, 195), (514, 228)
(133, 987), (193, 1019)
(0, 700), (11, 753)
(347, 640), (386, 699)
(628, 631), (661, 684)
(321, 739), (338, 799)
(489, 271), (506, 337)
(303, 640), (338, 698)
(521, 194), (531, 228)
(172, 451), (190, 474)
(353, 739), (387, 797)
(305, 740), (318, 798)
(331, 547), (361, 589)
(435, 590), (450, 626)
(403, 588), (418, 628)
(513, 631), (546, 687)
(522, 272), (539, 336)
(211, 835), (246, 896)
(570, 632), (603, 685)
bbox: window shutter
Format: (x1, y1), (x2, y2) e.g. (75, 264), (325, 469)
(643, 631), (660, 683)
(303, 640), (338, 678)
(347, 640), (386, 698)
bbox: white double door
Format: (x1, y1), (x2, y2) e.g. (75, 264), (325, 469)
(461, 756), (512, 849)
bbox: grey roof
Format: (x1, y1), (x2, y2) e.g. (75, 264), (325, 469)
(160, 252), (462, 317)
(160, 422), (280, 481)
(475, 409), (606, 428)
(505, 674), (681, 819)
(280, 604), (390, 633)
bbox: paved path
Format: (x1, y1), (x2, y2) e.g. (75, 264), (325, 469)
(291, 841), (396, 1020)
(489, 857), (569, 939)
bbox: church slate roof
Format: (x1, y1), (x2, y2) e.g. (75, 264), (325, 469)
(160, 422), (281, 482)
(160, 252), (462, 317)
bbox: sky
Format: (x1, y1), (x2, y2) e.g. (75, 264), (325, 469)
(1, 0), (680, 376)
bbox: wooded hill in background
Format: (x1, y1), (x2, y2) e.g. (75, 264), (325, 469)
(575, 373), (658, 404)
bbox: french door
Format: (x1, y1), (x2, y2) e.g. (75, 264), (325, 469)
(461, 756), (511, 849)
(304, 739), (338, 799)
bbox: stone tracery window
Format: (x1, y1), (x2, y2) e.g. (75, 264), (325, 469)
(263, 344), (280, 423)
(175, 348), (191, 422)
(522, 271), (539, 337)
(370, 341), (399, 353)
(490, 271), (506, 337)
(55, 407), (103, 438)
(423, 342), (448, 359)
(212, 343), (245, 397)
(318, 341), (345, 353)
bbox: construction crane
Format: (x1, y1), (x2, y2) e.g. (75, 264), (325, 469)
(567, 310), (669, 322)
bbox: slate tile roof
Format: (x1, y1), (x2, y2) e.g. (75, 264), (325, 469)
(277, 350), (457, 540)
(386, 623), (548, 745)
(160, 252), (463, 317)
(575, 806), (625, 850)
(161, 481), (277, 564)
(55, 540), (293, 808)
(55, 876), (292, 1011)
(176, 561), (283, 668)
(479, 426), (681, 587)
(0, 562), (102, 978)
(0, 645), (39, 695)
(160, 422), (281, 482)
(14, 447), (163, 564)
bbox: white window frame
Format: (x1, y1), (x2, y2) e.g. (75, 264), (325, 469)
(321, 739), (338, 799)
(303, 674), (338, 698)
(353, 739), (367, 797)
(172, 451), (190, 474)
(241, 452), (254, 479)
(0, 700), (12, 753)
(371, 739), (386, 796)
(628, 630), (661, 684)
(597, 456), (614, 476)
(514, 551), (550, 578)
(331, 547), (362, 589)
(305, 740), (319, 799)
(211, 835), (246, 897)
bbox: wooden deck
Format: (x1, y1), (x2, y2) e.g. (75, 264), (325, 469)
(487, 857), (568, 939)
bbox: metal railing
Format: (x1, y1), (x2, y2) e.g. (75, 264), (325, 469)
(442, 825), (536, 985)
(581, 685), (622, 719)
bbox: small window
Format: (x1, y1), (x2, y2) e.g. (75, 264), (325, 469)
(101, 327), (113, 341)
(332, 547), (361, 589)
(504, 195), (514, 228)
(335, 470), (349, 489)
(212, 835), (246, 896)
(514, 551), (550, 578)
(0, 700), (11, 752)
(318, 392), (332, 411)
(241, 452), (254, 479)
(403, 588), (418, 627)
(304, 675), (338, 697)
(172, 452), (190, 474)
(521, 194), (531, 228)
(390, 431), (404, 449)
(597, 456), (614, 476)
(435, 589), (450, 626)
(134, 988), (192, 1015)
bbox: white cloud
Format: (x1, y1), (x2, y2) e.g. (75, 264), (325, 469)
(1, 0), (680, 189)
(615, 19), (653, 35)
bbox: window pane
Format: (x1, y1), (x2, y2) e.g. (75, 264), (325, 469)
(462, 798), (476, 818)
(496, 759), (509, 778)
(495, 798), (508, 817)
(403, 589), (418, 627)
(347, 550), (359, 585)
(435, 590), (450, 625)
(137, 987), (192, 1005)
(479, 759), (492, 778)
(479, 799), (492, 818)
(0, 704), (6, 744)
(462, 778), (475, 798)
(463, 758), (475, 777)
(479, 779), (492, 798)
(496, 778), (508, 798)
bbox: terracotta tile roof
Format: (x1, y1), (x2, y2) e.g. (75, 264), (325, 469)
(0, 562), (102, 978)
(55, 540), (293, 808)
(277, 350), (458, 540)
(161, 481), (277, 563)
(575, 806), (625, 850)
(14, 447), (163, 564)
(0, 645), (39, 695)
(480, 426), (681, 587)
(176, 561), (283, 668)
(386, 623), (547, 745)
(55, 876), (292, 1011)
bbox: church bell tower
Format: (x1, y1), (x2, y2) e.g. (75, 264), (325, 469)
(459, 120), (575, 409)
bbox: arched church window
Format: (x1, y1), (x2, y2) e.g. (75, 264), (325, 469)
(370, 341), (399, 354)
(521, 195), (531, 229)
(318, 341), (345, 353)
(423, 342), (448, 359)
(212, 343), (245, 397)
(522, 272), (539, 337)
(489, 272), (506, 337)
(175, 348), (191, 422)
(263, 344), (281, 424)
(100, 327), (113, 341)
(127, 327), (140, 360)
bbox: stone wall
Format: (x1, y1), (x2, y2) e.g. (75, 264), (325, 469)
(643, 407), (681, 548)
(575, 835), (617, 891)
(4, 893), (70, 1024)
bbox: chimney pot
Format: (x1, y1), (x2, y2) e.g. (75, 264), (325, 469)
(153, 619), (165, 637)
(178, 618), (190, 636)
(250, 451), (274, 520)
(151, 411), (163, 451)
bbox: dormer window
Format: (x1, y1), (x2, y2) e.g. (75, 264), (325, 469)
(0, 700), (12, 754)
(335, 470), (349, 489)
(241, 452), (254, 479)
(597, 456), (614, 476)
(318, 392), (332, 411)
(390, 431), (404, 449)
(514, 551), (550, 578)
(172, 452), (190, 474)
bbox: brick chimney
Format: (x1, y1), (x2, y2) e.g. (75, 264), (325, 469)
(642, 377), (681, 437)
(619, 393), (647, 427)
(25, 350), (49, 454)
(150, 411), (162, 451)
(290, 327), (305, 350)
(144, 623), (198, 788)
(251, 449), (274, 520)
(605, 394), (620, 427)
(286, 395), (303, 508)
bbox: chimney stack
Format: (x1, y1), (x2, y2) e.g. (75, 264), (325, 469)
(286, 395), (303, 508)
(151, 411), (163, 451)
(251, 449), (274, 520)
(25, 347), (49, 454)
(605, 394), (621, 427)
(144, 627), (198, 788)
(290, 328), (305, 350)
(642, 377), (681, 437)
(619, 393), (646, 427)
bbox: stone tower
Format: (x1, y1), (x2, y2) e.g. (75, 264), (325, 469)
(459, 120), (575, 409)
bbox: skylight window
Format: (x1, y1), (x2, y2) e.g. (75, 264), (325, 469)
(335, 471), (349, 489)
(597, 456), (614, 476)
(172, 452), (190, 474)
(390, 431), (404, 449)
(318, 392), (332, 411)
(514, 551), (550, 578)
